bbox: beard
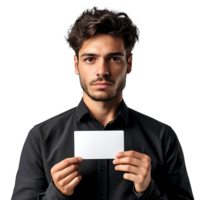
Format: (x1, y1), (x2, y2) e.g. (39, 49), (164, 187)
(79, 74), (126, 101)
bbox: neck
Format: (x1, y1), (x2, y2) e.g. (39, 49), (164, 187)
(83, 92), (122, 127)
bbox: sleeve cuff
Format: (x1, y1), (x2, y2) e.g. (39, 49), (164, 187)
(132, 184), (144, 197)
(45, 180), (72, 200)
(132, 179), (154, 199)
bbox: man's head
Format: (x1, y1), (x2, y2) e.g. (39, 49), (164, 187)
(74, 33), (132, 102)
(66, 7), (139, 101)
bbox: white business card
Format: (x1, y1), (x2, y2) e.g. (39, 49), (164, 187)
(74, 130), (124, 159)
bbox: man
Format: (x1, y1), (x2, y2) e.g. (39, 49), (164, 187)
(11, 7), (194, 200)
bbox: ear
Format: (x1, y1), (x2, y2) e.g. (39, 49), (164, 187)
(74, 55), (79, 75)
(126, 53), (132, 74)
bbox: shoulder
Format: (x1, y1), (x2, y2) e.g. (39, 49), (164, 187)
(128, 108), (176, 140)
(30, 106), (77, 138)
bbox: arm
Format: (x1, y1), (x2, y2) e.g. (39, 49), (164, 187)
(132, 126), (194, 200)
(11, 126), (71, 200)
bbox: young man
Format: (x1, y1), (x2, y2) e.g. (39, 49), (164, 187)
(11, 7), (194, 200)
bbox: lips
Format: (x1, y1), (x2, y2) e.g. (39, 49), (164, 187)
(94, 84), (111, 89)
(93, 82), (111, 85)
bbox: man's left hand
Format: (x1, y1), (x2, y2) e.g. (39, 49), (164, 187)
(113, 150), (151, 194)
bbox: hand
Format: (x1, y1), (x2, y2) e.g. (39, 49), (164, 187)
(113, 150), (151, 194)
(51, 157), (83, 196)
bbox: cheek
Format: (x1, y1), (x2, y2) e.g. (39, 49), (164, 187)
(80, 69), (94, 83)
(80, 71), (87, 78)
(113, 68), (126, 81)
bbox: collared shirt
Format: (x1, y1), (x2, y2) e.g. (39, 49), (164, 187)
(11, 98), (194, 200)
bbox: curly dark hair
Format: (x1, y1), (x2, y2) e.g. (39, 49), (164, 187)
(66, 7), (139, 62)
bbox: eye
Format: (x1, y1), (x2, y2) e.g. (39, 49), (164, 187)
(112, 57), (120, 61)
(84, 57), (120, 63)
(84, 57), (94, 63)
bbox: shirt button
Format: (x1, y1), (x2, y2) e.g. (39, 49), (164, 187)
(100, 165), (105, 171)
(101, 195), (106, 199)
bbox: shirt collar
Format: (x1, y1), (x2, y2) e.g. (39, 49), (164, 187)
(76, 97), (129, 125)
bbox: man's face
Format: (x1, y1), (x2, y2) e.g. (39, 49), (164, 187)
(74, 34), (132, 101)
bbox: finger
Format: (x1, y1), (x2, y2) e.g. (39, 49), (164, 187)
(113, 157), (146, 167)
(115, 164), (143, 175)
(61, 169), (81, 186)
(123, 172), (139, 182)
(55, 163), (81, 181)
(63, 170), (82, 188)
(115, 150), (150, 162)
(52, 157), (82, 173)
(65, 174), (82, 190)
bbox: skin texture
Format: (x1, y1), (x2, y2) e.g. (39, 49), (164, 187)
(113, 150), (151, 194)
(74, 33), (132, 127)
(74, 34), (151, 194)
(51, 157), (83, 196)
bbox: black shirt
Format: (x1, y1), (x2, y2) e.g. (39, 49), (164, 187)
(11, 98), (194, 200)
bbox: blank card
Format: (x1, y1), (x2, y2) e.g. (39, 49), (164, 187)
(74, 130), (124, 159)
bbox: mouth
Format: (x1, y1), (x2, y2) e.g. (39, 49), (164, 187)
(93, 84), (111, 89)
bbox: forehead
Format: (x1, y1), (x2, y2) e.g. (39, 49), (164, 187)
(79, 34), (126, 56)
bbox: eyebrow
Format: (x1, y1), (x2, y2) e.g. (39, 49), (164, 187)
(80, 52), (124, 57)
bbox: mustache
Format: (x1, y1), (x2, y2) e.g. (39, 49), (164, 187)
(79, 74), (114, 85)
(90, 77), (113, 85)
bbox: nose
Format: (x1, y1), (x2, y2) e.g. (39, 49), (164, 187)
(96, 58), (109, 77)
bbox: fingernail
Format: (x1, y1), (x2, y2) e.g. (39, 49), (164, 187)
(78, 157), (83, 161)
